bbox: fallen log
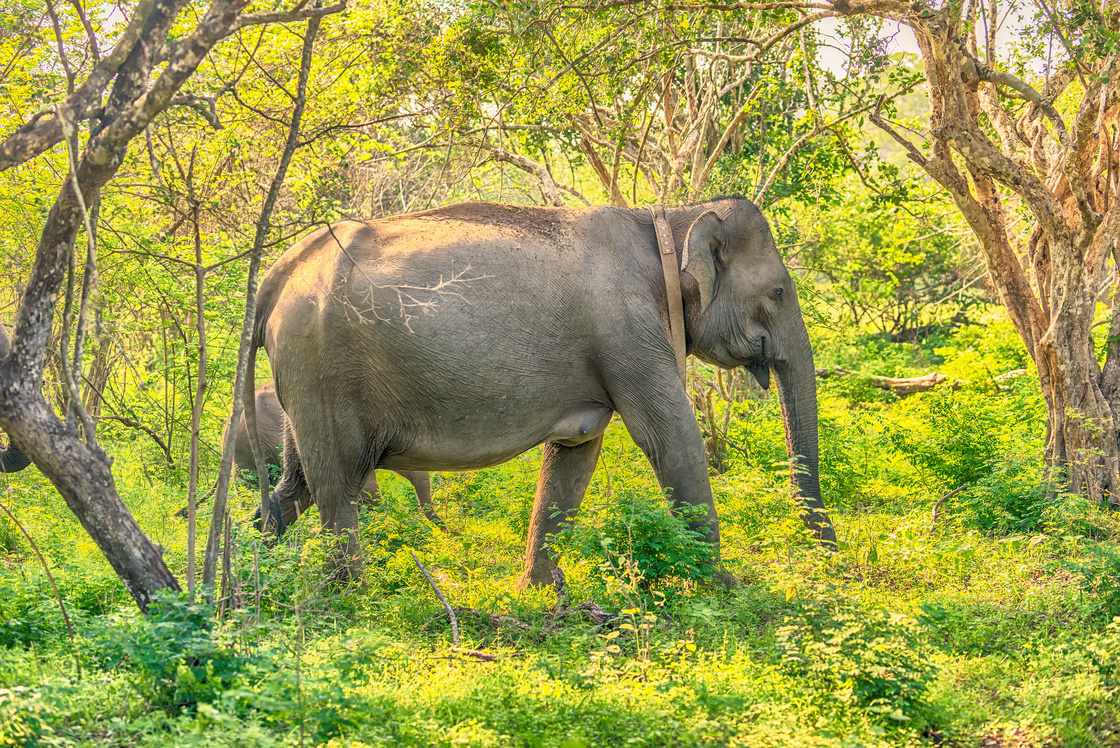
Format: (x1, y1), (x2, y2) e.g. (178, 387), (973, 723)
(815, 366), (959, 396)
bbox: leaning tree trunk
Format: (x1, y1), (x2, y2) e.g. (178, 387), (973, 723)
(0, 0), (344, 612)
(845, 0), (1120, 506)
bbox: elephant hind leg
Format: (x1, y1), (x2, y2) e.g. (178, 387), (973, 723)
(293, 425), (377, 583)
(400, 471), (449, 532)
(355, 470), (449, 532)
(356, 472), (382, 510)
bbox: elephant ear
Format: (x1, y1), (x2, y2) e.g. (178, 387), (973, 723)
(681, 211), (722, 314)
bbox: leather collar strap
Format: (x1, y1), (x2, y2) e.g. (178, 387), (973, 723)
(647, 204), (688, 386)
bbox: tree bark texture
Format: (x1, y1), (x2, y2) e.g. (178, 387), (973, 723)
(831, 0), (1120, 505)
(0, 0), (345, 612)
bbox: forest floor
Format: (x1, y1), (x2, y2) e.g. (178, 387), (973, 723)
(1, 318), (1119, 747)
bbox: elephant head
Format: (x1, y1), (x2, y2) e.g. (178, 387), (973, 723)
(678, 199), (835, 546)
(0, 322), (31, 474)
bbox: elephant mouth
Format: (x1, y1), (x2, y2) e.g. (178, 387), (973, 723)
(693, 345), (771, 388)
(744, 358), (771, 389)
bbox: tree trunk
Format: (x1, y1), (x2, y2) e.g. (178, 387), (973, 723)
(1036, 259), (1120, 501)
(0, 0), (346, 612)
(852, 2), (1120, 506)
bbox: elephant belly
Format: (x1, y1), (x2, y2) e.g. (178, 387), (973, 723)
(544, 407), (613, 447)
(377, 406), (613, 471)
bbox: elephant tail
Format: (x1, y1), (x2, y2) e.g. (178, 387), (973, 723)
(0, 439), (31, 473)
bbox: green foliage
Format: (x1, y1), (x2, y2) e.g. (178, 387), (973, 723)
(804, 178), (986, 337)
(890, 388), (1004, 489)
(1067, 543), (1120, 618)
(776, 593), (938, 726)
(955, 459), (1073, 536)
(557, 487), (716, 589)
(91, 591), (250, 707)
(1008, 618), (1120, 746)
(0, 685), (63, 748)
(0, 580), (77, 649)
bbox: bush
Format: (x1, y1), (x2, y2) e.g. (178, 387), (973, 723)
(1067, 543), (1120, 619)
(775, 594), (938, 725)
(91, 591), (251, 707)
(890, 387), (1005, 490)
(557, 487), (716, 588)
(0, 578), (83, 650)
(0, 686), (60, 747)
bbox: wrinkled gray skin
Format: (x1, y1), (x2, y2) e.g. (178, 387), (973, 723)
(0, 322), (32, 474)
(238, 383), (445, 529)
(250, 198), (835, 586)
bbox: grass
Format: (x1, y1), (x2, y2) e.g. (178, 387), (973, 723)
(2, 319), (1120, 746)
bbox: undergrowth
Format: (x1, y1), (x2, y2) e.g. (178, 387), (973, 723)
(1, 314), (1119, 747)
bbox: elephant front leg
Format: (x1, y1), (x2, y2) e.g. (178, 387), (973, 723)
(612, 384), (734, 588)
(517, 435), (604, 590)
(318, 498), (364, 583)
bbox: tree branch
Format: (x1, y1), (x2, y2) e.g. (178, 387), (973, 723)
(0, 0), (166, 172)
(487, 146), (564, 206)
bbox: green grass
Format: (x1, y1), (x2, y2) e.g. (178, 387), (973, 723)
(2, 319), (1120, 747)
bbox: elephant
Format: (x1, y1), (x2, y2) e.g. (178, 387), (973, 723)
(179, 382), (446, 530)
(0, 322), (31, 474)
(247, 197), (835, 586)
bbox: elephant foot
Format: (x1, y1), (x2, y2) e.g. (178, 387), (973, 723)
(325, 542), (366, 587)
(422, 508), (452, 534)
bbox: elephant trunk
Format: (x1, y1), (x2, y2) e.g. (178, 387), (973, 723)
(772, 316), (837, 549)
(0, 441), (31, 473)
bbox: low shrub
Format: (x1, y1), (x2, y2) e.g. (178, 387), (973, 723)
(775, 593), (938, 726)
(556, 487), (716, 589)
(91, 591), (252, 708)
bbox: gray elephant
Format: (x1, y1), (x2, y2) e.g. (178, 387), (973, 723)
(179, 383), (445, 529)
(248, 198), (835, 586)
(234, 382), (445, 529)
(0, 322), (31, 474)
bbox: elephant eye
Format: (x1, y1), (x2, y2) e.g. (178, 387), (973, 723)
(773, 287), (784, 300)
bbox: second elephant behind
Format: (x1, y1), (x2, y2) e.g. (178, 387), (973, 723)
(235, 383), (446, 530)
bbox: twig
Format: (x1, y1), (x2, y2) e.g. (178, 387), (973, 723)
(0, 497), (81, 679)
(412, 552), (458, 646)
(449, 647), (499, 661)
(99, 415), (174, 466)
(930, 486), (966, 532)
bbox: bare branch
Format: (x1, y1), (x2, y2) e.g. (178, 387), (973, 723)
(232, 1), (344, 31)
(413, 552), (459, 646)
(693, 86), (763, 194)
(169, 92), (223, 129)
(68, 0), (101, 61)
(0, 0), (165, 172)
(689, 11), (838, 62)
(488, 147), (564, 206)
(756, 85), (916, 204)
